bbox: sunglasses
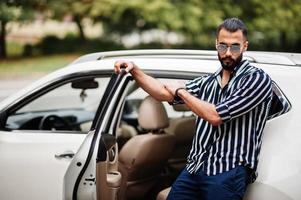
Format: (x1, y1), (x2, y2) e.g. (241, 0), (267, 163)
(217, 43), (241, 54)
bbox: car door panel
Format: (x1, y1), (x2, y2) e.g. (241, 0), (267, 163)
(0, 75), (110, 200)
(0, 131), (85, 200)
(64, 70), (132, 200)
(96, 134), (121, 200)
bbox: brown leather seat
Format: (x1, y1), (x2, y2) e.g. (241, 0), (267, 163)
(118, 96), (175, 199)
(165, 104), (195, 173)
(156, 105), (196, 200)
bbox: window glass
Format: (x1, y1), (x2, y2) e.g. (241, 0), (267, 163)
(267, 81), (292, 120)
(120, 78), (192, 132)
(117, 78), (193, 149)
(125, 78), (192, 118)
(6, 77), (110, 132)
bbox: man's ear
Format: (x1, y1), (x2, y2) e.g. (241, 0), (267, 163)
(243, 41), (249, 52)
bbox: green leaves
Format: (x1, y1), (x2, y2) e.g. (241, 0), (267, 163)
(2, 0), (301, 53)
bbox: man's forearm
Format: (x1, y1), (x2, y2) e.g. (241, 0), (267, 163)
(130, 67), (174, 102)
(177, 89), (222, 126)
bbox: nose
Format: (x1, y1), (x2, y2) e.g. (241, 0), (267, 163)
(225, 46), (232, 56)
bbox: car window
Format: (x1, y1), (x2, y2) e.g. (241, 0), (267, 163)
(119, 78), (192, 135)
(125, 78), (192, 117)
(6, 77), (110, 132)
(267, 81), (291, 120)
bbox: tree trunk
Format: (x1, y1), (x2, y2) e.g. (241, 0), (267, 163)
(74, 15), (86, 42)
(280, 31), (287, 51)
(0, 20), (7, 59)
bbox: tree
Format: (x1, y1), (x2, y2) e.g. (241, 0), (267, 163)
(3, 0), (301, 57)
(89, 0), (225, 47)
(0, 0), (39, 58)
(41, 0), (301, 51)
(249, 0), (301, 51)
(47, 0), (97, 42)
(0, 2), (20, 58)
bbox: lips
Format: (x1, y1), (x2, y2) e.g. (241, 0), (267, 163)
(222, 58), (234, 66)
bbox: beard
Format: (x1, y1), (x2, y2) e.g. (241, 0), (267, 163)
(218, 53), (243, 71)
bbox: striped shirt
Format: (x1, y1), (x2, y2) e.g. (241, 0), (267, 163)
(185, 60), (274, 179)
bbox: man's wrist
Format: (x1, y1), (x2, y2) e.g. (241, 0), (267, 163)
(174, 87), (186, 101)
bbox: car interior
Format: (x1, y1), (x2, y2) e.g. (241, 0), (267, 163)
(105, 79), (196, 200)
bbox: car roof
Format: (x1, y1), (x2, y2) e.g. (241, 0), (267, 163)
(70, 49), (301, 66)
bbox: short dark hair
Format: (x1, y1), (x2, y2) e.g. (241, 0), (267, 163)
(216, 18), (248, 40)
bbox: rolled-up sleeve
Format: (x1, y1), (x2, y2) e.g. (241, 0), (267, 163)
(216, 103), (231, 122)
(186, 76), (206, 97)
(216, 70), (273, 123)
(170, 76), (206, 105)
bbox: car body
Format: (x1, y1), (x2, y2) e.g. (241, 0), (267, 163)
(0, 49), (300, 200)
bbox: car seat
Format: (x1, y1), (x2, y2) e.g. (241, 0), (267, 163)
(165, 104), (195, 174)
(118, 96), (175, 199)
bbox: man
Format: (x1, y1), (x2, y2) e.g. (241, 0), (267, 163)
(114, 18), (273, 200)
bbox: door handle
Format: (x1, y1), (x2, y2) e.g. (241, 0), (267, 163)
(55, 151), (75, 159)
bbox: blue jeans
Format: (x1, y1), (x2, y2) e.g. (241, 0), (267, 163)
(167, 166), (251, 200)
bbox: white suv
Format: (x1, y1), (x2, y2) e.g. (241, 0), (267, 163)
(0, 50), (299, 200)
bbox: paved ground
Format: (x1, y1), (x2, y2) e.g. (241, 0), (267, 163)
(0, 78), (38, 102)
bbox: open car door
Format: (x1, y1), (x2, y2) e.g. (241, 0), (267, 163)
(64, 70), (132, 200)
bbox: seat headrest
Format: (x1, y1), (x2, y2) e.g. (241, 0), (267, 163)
(138, 96), (169, 130)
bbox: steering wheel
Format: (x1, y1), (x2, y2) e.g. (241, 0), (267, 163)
(39, 114), (73, 130)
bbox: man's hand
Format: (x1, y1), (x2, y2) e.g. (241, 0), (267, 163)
(114, 60), (135, 74)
